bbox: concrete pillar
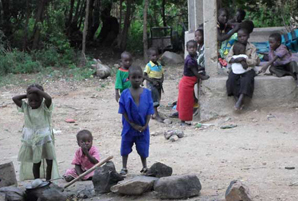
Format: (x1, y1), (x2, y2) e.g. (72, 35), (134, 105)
(203, 0), (218, 77)
(195, 0), (203, 30)
(187, 0), (195, 32)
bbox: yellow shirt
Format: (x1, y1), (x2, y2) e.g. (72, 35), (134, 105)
(144, 61), (164, 79)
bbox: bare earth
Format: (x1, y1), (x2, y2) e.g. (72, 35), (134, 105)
(1, 65), (298, 201)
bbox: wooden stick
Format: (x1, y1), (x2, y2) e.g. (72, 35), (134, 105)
(64, 156), (113, 189)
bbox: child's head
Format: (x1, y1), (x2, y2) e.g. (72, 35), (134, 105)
(237, 28), (250, 45)
(218, 8), (229, 25)
(269, 33), (282, 50)
(186, 40), (197, 56)
(147, 48), (159, 63)
(233, 41), (246, 55)
(121, 51), (132, 70)
(195, 28), (204, 45)
(26, 84), (44, 109)
(76, 130), (93, 150)
(240, 20), (254, 34)
(235, 9), (246, 23)
(128, 66), (143, 89)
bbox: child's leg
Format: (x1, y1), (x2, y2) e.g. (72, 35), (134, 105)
(120, 155), (128, 175)
(46, 159), (53, 181)
(235, 94), (244, 110)
(33, 162), (41, 179)
(140, 157), (147, 173)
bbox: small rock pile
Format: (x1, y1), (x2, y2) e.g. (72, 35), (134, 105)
(164, 130), (184, 142)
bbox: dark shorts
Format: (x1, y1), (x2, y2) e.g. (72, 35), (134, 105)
(146, 79), (162, 107)
(270, 61), (298, 79)
(121, 133), (149, 158)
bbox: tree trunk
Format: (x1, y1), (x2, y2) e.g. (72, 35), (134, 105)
(81, 0), (91, 67)
(143, 0), (149, 61)
(162, 0), (166, 27)
(22, 0), (30, 51)
(67, 0), (75, 26)
(87, 0), (96, 40)
(32, 0), (49, 50)
(78, 1), (86, 30)
(119, 0), (132, 51)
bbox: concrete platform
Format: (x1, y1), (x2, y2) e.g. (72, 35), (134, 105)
(199, 75), (298, 121)
(250, 27), (287, 43)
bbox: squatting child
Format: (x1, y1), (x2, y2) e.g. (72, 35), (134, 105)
(64, 130), (100, 182)
(259, 33), (298, 86)
(118, 66), (154, 175)
(144, 48), (164, 123)
(12, 84), (59, 181)
(177, 40), (209, 126)
(115, 51), (133, 102)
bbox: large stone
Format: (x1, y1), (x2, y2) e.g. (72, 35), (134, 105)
(111, 176), (158, 195)
(199, 76), (298, 121)
(0, 186), (24, 201)
(0, 162), (17, 188)
(92, 161), (124, 194)
(145, 162), (173, 178)
(24, 183), (66, 201)
(160, 51), (184, 65)
(154, 174), (202, 199)
(225, 180), (252, 201)
(91, 59), (111, 79)
(36, 189), (67, 201)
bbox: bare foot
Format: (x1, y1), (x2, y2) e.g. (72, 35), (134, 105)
(200, 75), (210, 80)
(180, 121), (191, 126)
(155, 115), (164, 123)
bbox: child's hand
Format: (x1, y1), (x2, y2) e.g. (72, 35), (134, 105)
(115, 93), (120, 102)
(81, 143), (89, 155)
(241, 61), (248, 70)
(152, 80), (159, 86)
(140, 126), (147, 132)
(131, 123), (143, 132)
(258, 66), (268, 74)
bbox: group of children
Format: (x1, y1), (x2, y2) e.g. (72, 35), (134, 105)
(12, 7), (298, 181)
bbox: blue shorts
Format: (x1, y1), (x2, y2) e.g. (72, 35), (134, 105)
(121, 133), (149, 158)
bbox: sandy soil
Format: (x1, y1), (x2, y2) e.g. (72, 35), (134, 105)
(1, 65), (298, 201)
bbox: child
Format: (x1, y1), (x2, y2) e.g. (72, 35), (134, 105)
(177, 40), (209, 126)
(118, 66), (154, 175)
(144, 48), (164, 123)
(226, 28), (260, 110)
(228, 8), (246, 27)
(259, 33), (298, 86)
(195, 28), (205, 74)
(12, 84), (59, 181)
(230, 41), (249, 74)
(115, 51), (132, 102)
(64, 130), (100, 182)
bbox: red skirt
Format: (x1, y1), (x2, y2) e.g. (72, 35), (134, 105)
(177, 76), (197, 121)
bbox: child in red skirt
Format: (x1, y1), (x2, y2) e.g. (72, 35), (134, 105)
(177, 40), (209, 126)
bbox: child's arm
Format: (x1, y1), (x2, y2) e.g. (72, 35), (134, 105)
(140, 115), (151, 132)
(12, 94), (27, 108)
(190, 66), (204, 80)
(115, 89), (120, 102)
(123, 112), (143, 132)
(81, 144), (99, 164)
(144, 73), (158, 86)
(217, 24), (240, 42)
(75, 164), (84, 176)
(28, 87), (52, 108)
(258, 55), (279, 74)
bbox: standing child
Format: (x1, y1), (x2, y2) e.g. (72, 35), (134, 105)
(259, 33), (298, 86)
(144, 48), (164, 123)
(226, 27), (260, 110)
(12, 84), (59, 181)
(64, 130), (100, 182)
(118, 66), (154, 175)
(177, 40), (209, 126)
(115, 51), (132, 102)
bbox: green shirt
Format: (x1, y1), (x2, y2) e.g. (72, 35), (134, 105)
(115, 68), (131, 93)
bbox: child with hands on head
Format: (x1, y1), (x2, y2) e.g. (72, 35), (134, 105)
(12, 84), (59, 181)
(64, 130), (100, 182)
(118, 65), (154, 175)
(115, 51), (133, 102)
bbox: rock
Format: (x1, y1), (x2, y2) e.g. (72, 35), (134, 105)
(65, 119), (75, 123)
(92, 161), (125, 194)
(154, 174), (202, 199)
(0, 162), (17, 188)
(25, 183), (66, 201)
(160, 51), (184, 65)
(36, 188), (67, 201)
(225, 180), (252, 201)
(91, 59), (111, 79)
(111, 176), (158, 195)
(0, 186), (24, 201)
(0, 193), (5, 201)
(169, 135), (179, 142)
(163, 119), (172, 125)
(164, 131), (173, 140)
(176, 130), (185, 138)
(145, 162), (172, 178)
(164, 130), (184, 140)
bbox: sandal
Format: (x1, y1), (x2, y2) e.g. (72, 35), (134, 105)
(120, 168), (128, 175)
(140, 168), (148, 174)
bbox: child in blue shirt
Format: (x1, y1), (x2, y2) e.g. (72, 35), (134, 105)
(118, 66), (154, 175)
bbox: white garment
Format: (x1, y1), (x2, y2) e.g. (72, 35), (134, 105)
(231, 54), (251, 74)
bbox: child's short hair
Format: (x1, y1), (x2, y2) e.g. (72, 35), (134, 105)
(218, 8), (229, 18)
(240, 20), (254, 34)
(27, 84), (44, 92)
(186, 40), (197, 48)
(147, 47), (158, 56)
(129, 65), (143, 76)
(269, 33), (282, 43)
(121, 51), (132, 59)
(77, 130), (92, 140)
(237, 9), (246, 19)
(195, 28), (204, 36)
(233, 41), (246, 55)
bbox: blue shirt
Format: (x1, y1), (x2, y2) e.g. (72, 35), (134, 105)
(118, 88), (154, 137)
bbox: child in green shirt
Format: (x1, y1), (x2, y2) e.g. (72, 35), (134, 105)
(115, 51), (132, 102)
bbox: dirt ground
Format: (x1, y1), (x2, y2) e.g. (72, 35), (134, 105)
(1, 65), (298, 201)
